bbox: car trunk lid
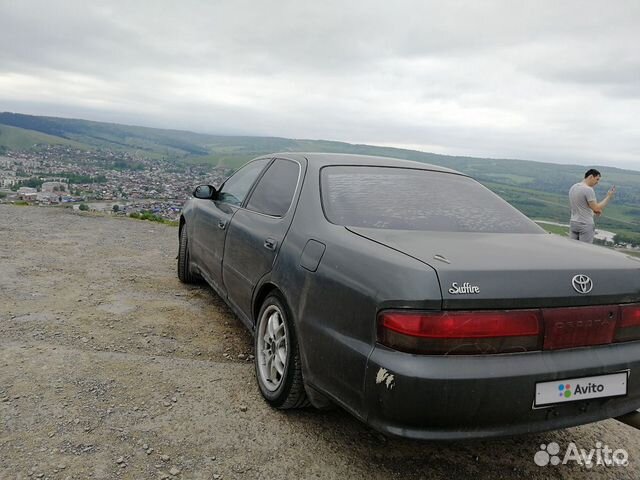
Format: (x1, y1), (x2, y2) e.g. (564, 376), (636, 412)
(347, 227), (640, 309)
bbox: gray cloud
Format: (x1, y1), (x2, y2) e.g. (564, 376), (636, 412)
(1, 0), (639, 169)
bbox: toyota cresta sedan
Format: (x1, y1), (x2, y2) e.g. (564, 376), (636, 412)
(178, 153), (640, 439)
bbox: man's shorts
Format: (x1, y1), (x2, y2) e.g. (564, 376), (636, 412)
(570, 221), (595, 243)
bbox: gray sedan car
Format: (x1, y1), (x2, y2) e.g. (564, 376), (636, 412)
(178, 153), (640, 439)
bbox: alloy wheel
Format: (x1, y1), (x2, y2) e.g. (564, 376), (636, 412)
(257, 304), (289, 392)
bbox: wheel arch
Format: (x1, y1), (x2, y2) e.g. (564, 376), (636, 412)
(253, 282), (281, 326)
(253, 281), (310, 409)
(253, 278), (329, 409)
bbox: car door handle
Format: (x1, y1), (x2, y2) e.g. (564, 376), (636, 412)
(264, 238), (277, 251)
(217, 220), (227, 230)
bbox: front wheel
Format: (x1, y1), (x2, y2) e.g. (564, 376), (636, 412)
(177, 225), (198, 284)
(255, 294), (309, 409)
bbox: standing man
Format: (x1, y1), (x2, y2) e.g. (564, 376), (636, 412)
(569, 169), (616, 243)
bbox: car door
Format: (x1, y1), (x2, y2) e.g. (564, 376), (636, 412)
(222, 158), (303, 323)
(192, 158), (271, 295)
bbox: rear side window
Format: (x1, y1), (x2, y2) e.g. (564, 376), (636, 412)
(320, 166), (543, 233)
(246, 159), (300, 217)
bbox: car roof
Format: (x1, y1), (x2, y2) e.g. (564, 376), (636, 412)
(271, 152), (464, 175)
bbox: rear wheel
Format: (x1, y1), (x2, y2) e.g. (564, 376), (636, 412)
(177, 225), (197, 284)
(255, 294), (309, 409)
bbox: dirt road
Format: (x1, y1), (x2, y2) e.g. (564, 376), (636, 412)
(1, 204), (639, 479)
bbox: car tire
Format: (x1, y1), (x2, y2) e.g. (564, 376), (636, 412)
(255, 294), (309, 409)
(177, 225), (198, 284)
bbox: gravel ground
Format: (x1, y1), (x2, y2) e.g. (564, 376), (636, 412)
(1, 204), (640, 480)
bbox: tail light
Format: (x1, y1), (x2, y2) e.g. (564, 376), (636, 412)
(378, 310), (543, 355)
(378, 303), (640, 355)
(616, 304), (640, 342)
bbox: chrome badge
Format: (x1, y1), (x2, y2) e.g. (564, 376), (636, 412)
(571, 274), (593, 294)
(448, 282), (480, 294)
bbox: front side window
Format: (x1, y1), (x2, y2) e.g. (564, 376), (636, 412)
(217, 158), (270, 206)
(246, 159), (300, 217)
(320, 166), (544, 233)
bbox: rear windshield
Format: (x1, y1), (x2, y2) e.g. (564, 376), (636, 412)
(320, 166), (544, 233)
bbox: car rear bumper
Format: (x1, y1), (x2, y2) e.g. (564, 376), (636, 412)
(363, 341), (640, 440)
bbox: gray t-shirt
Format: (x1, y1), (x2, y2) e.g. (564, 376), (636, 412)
(569, 182), (597, 225)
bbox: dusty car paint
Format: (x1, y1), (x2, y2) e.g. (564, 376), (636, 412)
(180, 153), (640, 439)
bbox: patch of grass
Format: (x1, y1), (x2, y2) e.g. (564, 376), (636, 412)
(537, 223), (569, 236)
(128, 211), (177, 226)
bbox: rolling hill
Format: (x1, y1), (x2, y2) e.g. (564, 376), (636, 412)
(1, 111), (639, 238)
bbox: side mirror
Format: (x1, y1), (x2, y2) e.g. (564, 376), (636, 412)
(193, 185), (217, 200)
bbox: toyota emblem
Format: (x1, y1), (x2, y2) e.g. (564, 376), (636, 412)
(571, 274), (593, 294)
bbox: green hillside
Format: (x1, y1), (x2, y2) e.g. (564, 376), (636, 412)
(1, 111), (639, 238)
(0, 124), (84, 151)
(0, 112), (212, 157)
(486, 181), (640, 235)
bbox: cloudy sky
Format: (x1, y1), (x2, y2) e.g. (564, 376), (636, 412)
(1, 0), (639, 169)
